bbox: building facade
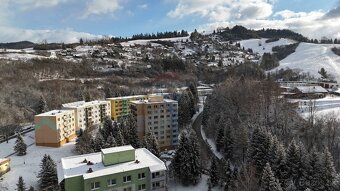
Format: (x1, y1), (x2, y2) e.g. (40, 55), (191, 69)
(34, 110), (76, 147)
(62, 101), (111, 131)
(107, 95), (147, 121)
(130, 96), (179, 150)
(0, 158), (10, 177)
(58, 145), (166, 191)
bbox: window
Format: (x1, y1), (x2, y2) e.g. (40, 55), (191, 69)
(138, 172), (146, 179)
(107, 179), (116, 186)
(152, 171), (165, 178)
(91, 182), (100, 190)
(124, 187), (132, 191)
(138, 184), (146, 191)
(123, 175), (132, 183)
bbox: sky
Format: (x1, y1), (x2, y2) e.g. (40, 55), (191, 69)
(0, 0), (340, 43)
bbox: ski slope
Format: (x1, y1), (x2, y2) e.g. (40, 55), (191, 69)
(274, 43), (340, 82)
(240, 38), (340, 82)
(239, 38), (296, 55)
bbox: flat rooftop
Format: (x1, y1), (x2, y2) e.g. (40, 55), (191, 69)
(62, 100), (110, 108)
(58, 148), (166, 182)
(130, 99), (177, 105)
(36, 109), (72, 117)
(106, 95), (146, 101)
(101, 145), (134, 154)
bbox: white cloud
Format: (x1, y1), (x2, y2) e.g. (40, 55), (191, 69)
(0, 27), (101, 43)
(81, 0), (123, 18)
(15, 0), (70, 9)
(198, 9), (340, 39)
(138, 4), (148, 9)
(168, 0), (274, 21)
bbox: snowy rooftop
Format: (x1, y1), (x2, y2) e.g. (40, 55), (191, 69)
(58, 148), (166, 182)
(106, 95), (146, 101)
(36, 109), (73, 117)
(130, 98), (177, 105)
(101, 145), (134, 154)
(62, 100), (110, 108)
(295, 86), (328, 94)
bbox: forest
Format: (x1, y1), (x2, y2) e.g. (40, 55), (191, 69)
(201, 77), (340, 190)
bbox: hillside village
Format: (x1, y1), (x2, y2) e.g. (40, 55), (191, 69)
(2, 26), (340, 191)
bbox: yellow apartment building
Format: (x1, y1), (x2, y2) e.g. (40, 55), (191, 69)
(107, 95), (147, 121)
(34, 109), (76, 147)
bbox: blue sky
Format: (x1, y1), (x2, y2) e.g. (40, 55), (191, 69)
(0, 0), (340, 43)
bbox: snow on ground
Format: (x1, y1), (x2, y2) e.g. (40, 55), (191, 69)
(121, 36), (190, 47)
(273, 43), (340, 82)
(294, 96), (340, 120)
(168, 174), (222, 191)
(239, 38), (296, 55)
(0, 53), (46, 60)
(0, 132), (76, 190)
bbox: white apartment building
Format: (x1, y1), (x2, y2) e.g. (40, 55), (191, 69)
(62, 100), (111, 131)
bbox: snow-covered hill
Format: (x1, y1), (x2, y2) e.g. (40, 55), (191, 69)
(239, 38), (296, 55)
(240, 38), (340, 82)
(274, 43), (340, 82)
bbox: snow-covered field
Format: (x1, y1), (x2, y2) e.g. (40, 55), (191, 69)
(239, 38), (296, 55)
(274, 43), (340, 82)
(0, 132), (76, 190)
(295, 96), (340, 120)
(121, 36), (190, 47)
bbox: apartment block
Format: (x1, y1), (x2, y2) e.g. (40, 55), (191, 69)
(62, 101), (111, 131)
(57, 145), (166, 191)
(34, 110), (76, 147)
(130, 96), (179, 150)
(107, 95), (147, 121)
(0, 158), (10, 177)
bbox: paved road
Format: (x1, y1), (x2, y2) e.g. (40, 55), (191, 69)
(191, 111), (214, 170)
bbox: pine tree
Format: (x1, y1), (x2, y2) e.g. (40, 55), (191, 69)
(104, 133), (117, 148)
(37, 155), (58, 189)
(93, 131), (105, 152)
(123, 114), (140, 148)
(100, 117), (114, 141)
(260, 163), (283, 191)
(321, 148), (336, 191)
(286, 140), (299, 182)
(143, 132), (160, 157)
(285, 179), (297, 191)
(178, 92), (192, 128)
(216, 125), (224, 152)
(223, 126), (234, 160)
(116, 129), (125, 146)
(307, 148), (323, 191)
(220, 159), (233, 191)
(209, 157), (219, 187)
(189, 83), (199, 105)
(272, 142), (289, 187)
(38, 95), (48, 114)
(14, 133), (27, 156)
(249, 128), (270, 173)
(17, 176), (26, 191)
(28, 186), (35, 191)
(75, 127), (94, 154)
(171, 130), (201, 185)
